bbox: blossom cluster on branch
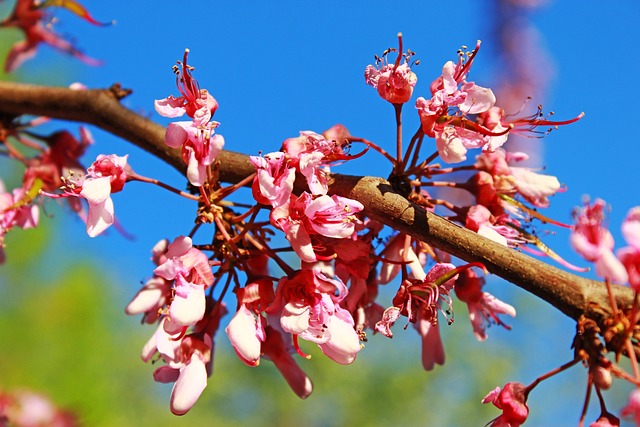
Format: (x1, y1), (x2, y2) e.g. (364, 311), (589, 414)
(2, 4), (640, 425)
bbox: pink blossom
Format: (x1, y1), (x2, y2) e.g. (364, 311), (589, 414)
(225, 279), (274, 367)
(165, 121), (225, 186)
(282, 130), (357, 195)
(377, 234), (429, 286)
(477, 104), (584, 140)
(304, 194), (364, 238)
(570, 199), (628, 283)
(415, 41), (502, 164)
(250, 152), (296, 208)
(125, 239), (172, 324)
(475, 149), (562, 208)
(23, 127), (93, 192)
(270, 192), (363, 262)
(125, 276), (171, 323)
(621, 388), (640, 425)
(143, 302), (226, 415)
(1, 0), (108, 72)
(376, 263), (459, 369)
(268, 267), (361, 365)
(365, 62), (417, 104)
(454, 269), (516, 341)
(153, 335), (212, 416)
(155, 49), (218, 126)
(226, 305), (266, 366)
(0, 181), (40, 233)
(482, 382), (529, 427)
(465, 205), (508, 246)
(45, 154), (131, 237)
(154, 236), (214, 326)
(617, 207), (640, 291)
(364, 33), (418, 104)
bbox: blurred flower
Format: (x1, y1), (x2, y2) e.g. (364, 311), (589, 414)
(482, 382), (529, 427)
(1, 0), (109, 72)
(570, 198), (628, 283)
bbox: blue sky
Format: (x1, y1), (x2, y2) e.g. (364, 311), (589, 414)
(3, 0), (640, 425)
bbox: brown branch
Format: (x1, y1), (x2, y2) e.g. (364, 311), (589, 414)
(0, 80), (633, 328)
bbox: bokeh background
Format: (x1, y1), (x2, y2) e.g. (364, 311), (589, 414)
(1, 0), (639, 425)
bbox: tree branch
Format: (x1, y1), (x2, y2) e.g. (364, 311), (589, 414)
(0, 80), (632, 328)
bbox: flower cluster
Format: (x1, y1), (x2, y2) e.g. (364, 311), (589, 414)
(2, 32), (625, 426)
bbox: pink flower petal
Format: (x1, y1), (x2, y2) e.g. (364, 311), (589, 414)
(170, 356), (208, 416)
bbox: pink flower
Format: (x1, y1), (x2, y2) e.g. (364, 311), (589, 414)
(270, 192), (363, 262)
(1, 0), (108, 72)
(621, 388), (640, 425)
(43, 153), (131, 237)
(155, 50), (218, 126)
(617, 207), (640, 291)
(250, 152), (296, 208)
(225, 279), (274, 367)
(464, 205), (523, 247)
(268, 267), (361, 365)
(154, 236), (214, 327)
(165, 121), (225, 186)
(23, 127), (93, 192)
(125, 240), (171, 324)
(364, 33), (418, 104)
(153, 335), (212, 416)
(376, 262), (460, 370)
(570, 199), (628, 283)
(0, 180), (40, 234)
(282, 130), (362, 195)
(475, 149), (562, 208)
(454, 269), (516, 341)
(377, 234), (426, 285)
(414, 41), (502, 164)
(482, 382), (529, 427)
(477, 104), (584, 140)
(143, 301), (226, 415)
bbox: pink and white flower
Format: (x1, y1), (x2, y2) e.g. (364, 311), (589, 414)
(270, 192), (363, 263)
(154, 236), (214, 327)
(155, 49), (218, 126)
(617, 207), (640, 291)
(365, 33), (418, 104)
(225, 278), (274, 367)
(165, 121), (225, 186)
(267, 267), (361, 365)
(250, 151), (296, 208)
(454, 269), (516, 341)
(570, 199), (628, 284)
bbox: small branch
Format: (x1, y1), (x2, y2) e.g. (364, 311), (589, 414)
(0, 80), (634, 329)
